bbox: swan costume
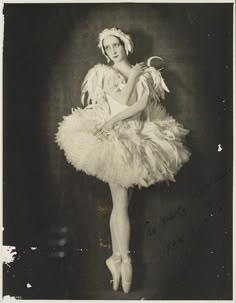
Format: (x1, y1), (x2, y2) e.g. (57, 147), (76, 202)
(55, 61), (191, 188)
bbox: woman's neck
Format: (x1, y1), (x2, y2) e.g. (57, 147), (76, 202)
(113, 58), (132, 70)
(113, 60), (133, 80)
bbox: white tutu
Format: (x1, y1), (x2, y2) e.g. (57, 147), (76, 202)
(55, 63), (191, 188)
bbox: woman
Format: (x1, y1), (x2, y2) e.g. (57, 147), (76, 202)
(55, 27), (191, 294)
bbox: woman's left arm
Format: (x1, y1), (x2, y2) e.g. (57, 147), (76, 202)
(97, 91), (149, 133)
(112, 91), (149, 124)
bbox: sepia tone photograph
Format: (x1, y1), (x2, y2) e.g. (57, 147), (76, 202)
(2, 2), (234, 300)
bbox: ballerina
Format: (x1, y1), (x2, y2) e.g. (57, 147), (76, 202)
(55, 27), (191, 294)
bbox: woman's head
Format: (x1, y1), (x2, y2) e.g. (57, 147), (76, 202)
(102, 35), (127, 64)
(98, 28), (134, 63)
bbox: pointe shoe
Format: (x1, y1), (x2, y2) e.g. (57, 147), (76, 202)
(121, 255), (133, 294)
(106, 253), (122, 291)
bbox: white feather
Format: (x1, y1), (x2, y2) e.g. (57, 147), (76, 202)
(146, 56), (164, 67)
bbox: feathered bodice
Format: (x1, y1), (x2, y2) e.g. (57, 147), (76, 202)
(81, 63), (170, 121)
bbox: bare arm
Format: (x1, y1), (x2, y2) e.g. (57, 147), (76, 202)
(106, 63), (146, 105)
(96, 91), (149, 134)
(110, 91), (149, 124)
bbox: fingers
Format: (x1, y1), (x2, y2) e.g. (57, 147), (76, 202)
(135, 62), (145, 68)
(135, 62), (147, 71)
(96, 129), (110, 140)
(138, 62), (147, 66)
(94, 125), (101, 135)
(95, 126), (108, 136)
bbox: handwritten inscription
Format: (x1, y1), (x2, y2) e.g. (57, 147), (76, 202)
(160, 206), (187, 225)
(192, 167), (231, 202)
(164, 235), (185, 255)
(144, 200), (225, 256)
(144, 206), (188, 237)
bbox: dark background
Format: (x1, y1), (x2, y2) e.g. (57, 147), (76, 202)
(3, 3), (233, 300)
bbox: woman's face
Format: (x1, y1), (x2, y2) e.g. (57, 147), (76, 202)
(103, 35), (127, 63)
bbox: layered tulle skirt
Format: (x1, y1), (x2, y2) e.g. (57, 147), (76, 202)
(55, 101), (191, 188)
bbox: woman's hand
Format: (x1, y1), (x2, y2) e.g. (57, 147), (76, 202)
(130, 62), (147, 79)
(95, 119), (115, 137)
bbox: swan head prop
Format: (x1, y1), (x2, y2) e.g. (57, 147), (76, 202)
(98, 28), (134, 62)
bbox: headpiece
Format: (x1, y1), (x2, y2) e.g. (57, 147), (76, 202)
(98, 28), (134, 62)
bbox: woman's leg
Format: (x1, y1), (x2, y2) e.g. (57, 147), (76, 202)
(109, 208), (120, 256)
(109, 186), (133, 257)
(107, 182), (133, 293)
(109, 182), (130, 256)
(106, 211), (122, 291)
(109, 182), (133, 294)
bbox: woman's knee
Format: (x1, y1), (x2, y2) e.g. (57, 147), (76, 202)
(109, 182), (128, 198)
(109, 182), (129, 213)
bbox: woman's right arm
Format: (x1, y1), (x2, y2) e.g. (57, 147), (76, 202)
(106, 63), (146, 105)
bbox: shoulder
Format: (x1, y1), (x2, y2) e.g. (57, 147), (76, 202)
(140, 67), (162, 83)
(81, 63), (122, 103)
(87, 63), (108, 70)
(139, 66), (169, 91)
(86, 63), (124, 88)
(86, 63), (115, 76)
(136, 66), (169, 101)
(82, 63), (116, 87)
(136, 67), (156, 91)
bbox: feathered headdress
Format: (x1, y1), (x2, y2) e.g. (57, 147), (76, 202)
(98, 28), (134, 62)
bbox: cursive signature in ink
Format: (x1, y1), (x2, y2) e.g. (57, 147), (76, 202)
(160, 206), (188, 225)
(143, 200), (225, 256)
